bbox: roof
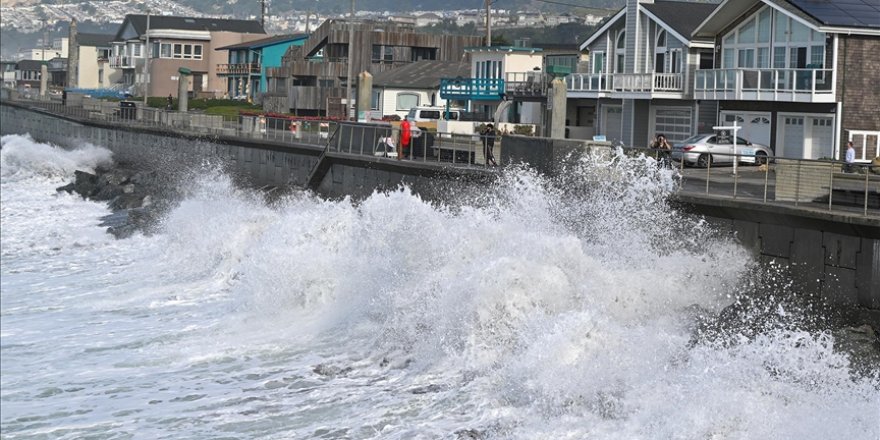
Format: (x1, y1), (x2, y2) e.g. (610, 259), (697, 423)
(372, 60), (469, 89)
(76, 32), (115, 47)
(16, 60), (44, 70)
(787, 0), (880, 29)
(215, 34), (308, 51)
(641, 1), (720, 39)
(115, 14), (265, 40)
(693, 0), (880, 38)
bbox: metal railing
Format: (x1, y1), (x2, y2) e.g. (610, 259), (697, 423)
(694, 68), (835, 101)
(217, 63), (261, 75)
(632, 146), (879, 218)
(565, 72), (683, 93)
(329, 122), (499, 167)
(2, 94), (876, 217)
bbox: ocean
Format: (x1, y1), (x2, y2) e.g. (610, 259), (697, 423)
(1, 133), (877, 439)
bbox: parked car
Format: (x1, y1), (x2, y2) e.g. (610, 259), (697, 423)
(671, 133), (773, 167)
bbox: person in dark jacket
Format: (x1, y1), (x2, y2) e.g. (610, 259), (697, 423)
(481, 123), (498, 167)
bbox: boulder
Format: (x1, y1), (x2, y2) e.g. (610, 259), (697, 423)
(73, 170), (99, 197)
(56, 182), (76, 194)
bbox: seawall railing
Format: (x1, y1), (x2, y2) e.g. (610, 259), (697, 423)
(2, 92), (877, 219)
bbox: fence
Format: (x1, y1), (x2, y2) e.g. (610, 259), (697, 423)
(633, 146), (878, 218)
(3, 92), (877, 218)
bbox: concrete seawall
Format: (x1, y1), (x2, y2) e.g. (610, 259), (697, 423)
(2, 101), (878, 310)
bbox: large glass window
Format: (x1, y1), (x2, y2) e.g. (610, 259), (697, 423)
(193, 45), (202, 60)
(396, 93), (419, 110)
(757, 9), (771, 43)
(615, 32), (626, 73)
(160, 43), (171, 58)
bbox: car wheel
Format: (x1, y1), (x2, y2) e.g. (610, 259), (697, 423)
(697, 154), (711, 168)
(755, 151), (768, 165)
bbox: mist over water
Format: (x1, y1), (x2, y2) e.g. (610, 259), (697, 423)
(1, 134), (878, 439)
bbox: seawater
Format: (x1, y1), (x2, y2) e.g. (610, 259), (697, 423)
(1, 134), (877, 439)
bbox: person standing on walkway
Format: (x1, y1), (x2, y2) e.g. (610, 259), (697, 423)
(650, 133), (672, 165)
(481, 123), (498, 167)
(845, 141), (856, 173)
(399, 117), (412, 160)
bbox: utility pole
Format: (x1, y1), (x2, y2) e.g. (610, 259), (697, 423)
(260, 0), (266, 29)
(485, 0), (491, 47)
(42, 20), (49, 60)
(345, 0), (355, 119)
(143, 11), (151, 105)
(305, 10), (311, 33)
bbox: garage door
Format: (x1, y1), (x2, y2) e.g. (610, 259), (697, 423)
(779, 116), (805, 158)
(721, 112), (771, 147)
(603, 106), (623, 143)
(807, 117), (833, 160)
(654, 107), (693, 143)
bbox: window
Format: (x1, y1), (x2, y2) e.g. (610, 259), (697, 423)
(371, 90), (380, 110)
(371, 45), (394, 64)
(170, 44), (203, 60)
(151, 42), (159, 58)
(669, 50), (681, 73)
(160, 43), (171, 58)
(592, 52), (605, 74)
(396, 93), (419, 110)
(98, 68), (104, 84)
(411, 47), (436, 61)
(133, 44), (141, 57)
(615, 32), (626, 73)
(654, 30), (666, 73)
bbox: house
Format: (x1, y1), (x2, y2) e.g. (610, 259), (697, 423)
(566, 0), (718, 144)
(370, 60), (469, 119)
(691, 0), (880, 161)
(109, 14), (266, 99)
(416, 13), (443, 28)
(215, 34), (308, 102)
(457, 12), (482, 27)
(1, 61), (16, 88)
(46, 57), (67, 89)
(14, 59), (43, 92)
(439, 45), (545, 125)
(263, 20), (483, 116)
(67, 32), (121, 90)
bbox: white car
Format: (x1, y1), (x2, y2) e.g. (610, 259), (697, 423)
(671, 133), (773, 167)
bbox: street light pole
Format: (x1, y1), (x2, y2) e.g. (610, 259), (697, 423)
(143, 11), (151, 106)
(345, 0), (355, 120)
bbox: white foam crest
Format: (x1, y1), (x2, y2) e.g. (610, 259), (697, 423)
(1, 134), (113, 184)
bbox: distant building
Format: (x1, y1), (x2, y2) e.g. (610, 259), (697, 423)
(14, 59), (43, 91)
(46, 57), (67, 88)
(18, 38), (69, 61)
(109, 14), (266, 98)
(264, 20), (483, 116)
(1, 60), (16, 88)
(215, 34), (308, 101)
(416, 13), (442, 28)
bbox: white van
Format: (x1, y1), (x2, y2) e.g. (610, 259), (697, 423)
(406, 106), (463, 122)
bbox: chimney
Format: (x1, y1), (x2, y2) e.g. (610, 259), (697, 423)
(67, 19), (78, 88)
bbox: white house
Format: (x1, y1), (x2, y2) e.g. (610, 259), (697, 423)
(371, 60), (469, 119)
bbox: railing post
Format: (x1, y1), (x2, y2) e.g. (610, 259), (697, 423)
(763, 159), (770, 203)
(795, 160), (801, 207)
(865, 170), (871, 217)
(733, 161), (739, 199)
(828, 161), (834, 211)
(705, 156), (711, 195)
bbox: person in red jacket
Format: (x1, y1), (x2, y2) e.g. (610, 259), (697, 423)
(399, 117), (412, 160)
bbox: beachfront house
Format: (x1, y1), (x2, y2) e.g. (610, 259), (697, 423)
(691, 0), (880, 162)
(109, 15), (266, 99)
(565, 0), (719, 146)
(263, 20), (482, 117)
(215, 34), (308, 102)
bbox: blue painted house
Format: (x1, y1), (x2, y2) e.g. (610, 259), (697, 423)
(216, 34), (307, 101)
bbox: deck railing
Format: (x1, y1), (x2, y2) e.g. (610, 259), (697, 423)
(217, 63), (261, 75)
(565, 72), (683, 93)
(694, 68), (835, 101)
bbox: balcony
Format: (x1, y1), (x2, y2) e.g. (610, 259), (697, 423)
(217, 63), (262, 75)
(505, 72), (548, 100)
(694, 68), (835, 103)
(109, 55), (137, 69)
(440, 78), (505, 101)
(566, 72), (684, 97)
